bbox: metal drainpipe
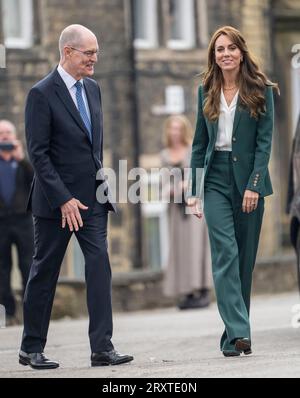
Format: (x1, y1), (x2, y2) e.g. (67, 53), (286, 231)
(129, 0), (143, 269)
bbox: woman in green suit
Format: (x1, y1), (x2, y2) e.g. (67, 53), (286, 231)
(187, 26), (278, 357)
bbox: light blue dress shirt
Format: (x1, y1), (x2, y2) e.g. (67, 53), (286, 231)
(57, 64), (91, 123)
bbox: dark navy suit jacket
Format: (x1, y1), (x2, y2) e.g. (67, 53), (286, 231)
(25, 68), (116, 219)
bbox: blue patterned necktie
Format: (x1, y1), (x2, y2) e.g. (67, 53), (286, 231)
(75, 81), (92, 143)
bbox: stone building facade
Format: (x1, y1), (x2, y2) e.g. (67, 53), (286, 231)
(0, 0), (300, 282)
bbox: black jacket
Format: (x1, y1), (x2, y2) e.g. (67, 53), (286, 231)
(0, 159), (33, 217)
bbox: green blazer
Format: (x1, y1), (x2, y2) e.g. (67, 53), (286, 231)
(189, 85), (274, 199)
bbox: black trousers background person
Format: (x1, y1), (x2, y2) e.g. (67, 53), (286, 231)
(0, 215), (33, 322)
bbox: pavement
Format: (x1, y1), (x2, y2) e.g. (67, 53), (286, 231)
(0, 291), (300, 378)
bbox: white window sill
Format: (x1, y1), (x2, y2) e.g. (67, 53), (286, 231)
(134, 39), (158, 50)
(167, 40), (195, 50)
(4, 38), (33, 49)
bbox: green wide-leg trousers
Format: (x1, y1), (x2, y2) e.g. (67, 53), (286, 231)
(203, 151), (264, 353)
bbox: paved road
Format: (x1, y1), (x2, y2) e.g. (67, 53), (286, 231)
(0, 292), (300, 378)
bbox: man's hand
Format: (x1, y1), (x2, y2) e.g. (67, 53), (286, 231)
(11, 140), (24, 161)
(187, 197), (203, 219)
(242, 190), (259, 213)
(61, 199), (89, 231)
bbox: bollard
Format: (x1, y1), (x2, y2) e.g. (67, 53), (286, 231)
(0, 304), (6, 328)
(0, 44), (6, 68)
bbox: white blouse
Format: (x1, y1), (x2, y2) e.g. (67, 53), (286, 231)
(215, 89), (239, 151)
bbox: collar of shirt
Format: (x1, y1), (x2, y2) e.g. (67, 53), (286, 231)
(57, 64), (91, 121)
(57, 64), (84, 90)
(220, 89), (239, 111)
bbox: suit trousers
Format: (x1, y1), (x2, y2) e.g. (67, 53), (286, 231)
(0, 214), (33, 317)
(203, 151), (264, 352)
(21, 205), (114, 354)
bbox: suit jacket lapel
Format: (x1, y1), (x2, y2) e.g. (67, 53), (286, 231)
(83, 79), (101, 150)
(212, 119), (219, 142)
(54, 70), (92, 144)
(232, 96), (242, 137)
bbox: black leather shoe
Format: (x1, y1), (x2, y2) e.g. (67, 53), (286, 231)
(222, 350), (241, 357)
(234, 338), (252, 355)
(19, 351), (59, 370)
(91, 349), (134, 366)
(177, 294), (210, 310)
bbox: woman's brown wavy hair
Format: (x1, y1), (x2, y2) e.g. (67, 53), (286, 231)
(202, 26), (279, 121)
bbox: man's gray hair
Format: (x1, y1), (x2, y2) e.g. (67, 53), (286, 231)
(0, 119), (17, 135)
(59, 24), (93, 58)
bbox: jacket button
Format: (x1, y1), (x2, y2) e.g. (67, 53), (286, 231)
(232, 137), (236, 142)
(233, 156), (237, 162)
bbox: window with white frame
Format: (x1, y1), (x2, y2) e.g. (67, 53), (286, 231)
(2, 0), (33, 48)
(133, 0), (158, 49)
(167, 0), (196, 49)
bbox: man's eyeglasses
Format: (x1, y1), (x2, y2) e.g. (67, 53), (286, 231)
(69, 47), (100, 58)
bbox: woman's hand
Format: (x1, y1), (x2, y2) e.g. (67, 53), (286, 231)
(242, 190), (259, 213)
(187, 197), (203, 219)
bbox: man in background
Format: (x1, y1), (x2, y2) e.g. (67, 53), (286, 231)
(0, 119), (33, 326)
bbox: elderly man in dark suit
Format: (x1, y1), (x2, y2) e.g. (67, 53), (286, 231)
(19, 24), (133, 370)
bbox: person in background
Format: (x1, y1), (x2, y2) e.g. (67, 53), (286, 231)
(286, 114), (300, 295)
(160, 115), (212, 310)
(0, 119), (34, 326)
